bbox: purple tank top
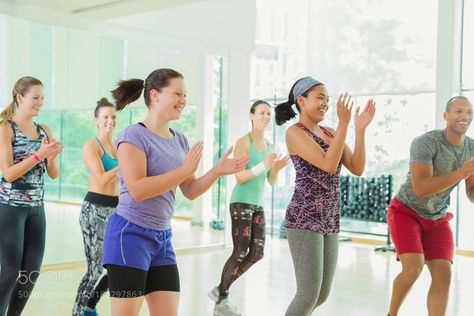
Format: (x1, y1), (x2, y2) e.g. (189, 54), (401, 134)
(285, 123), (342, 235)
(115, 123), (189, 230)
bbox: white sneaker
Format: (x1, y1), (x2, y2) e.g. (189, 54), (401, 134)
(207, 286), (220, 302)
(214, 298), (240, 316)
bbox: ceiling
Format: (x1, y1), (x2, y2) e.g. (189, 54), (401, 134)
(5, 0), (207, 20)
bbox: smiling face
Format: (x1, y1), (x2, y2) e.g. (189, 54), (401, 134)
(444, 98), (473, 136)
(297, 84), (329, 123)
(150, 77), (187, 121)
(16, 84), (44, 117)
(250, 102), (271, 130)
(95, 106), (116, 134)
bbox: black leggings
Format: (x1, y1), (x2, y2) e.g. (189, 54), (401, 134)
(0, 204), (45, 316)
(218, 202), (265, 297)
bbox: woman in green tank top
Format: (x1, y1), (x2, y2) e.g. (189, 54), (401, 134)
(208, 100), (289, 315)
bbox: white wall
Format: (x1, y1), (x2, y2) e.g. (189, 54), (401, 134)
(110, 0), (256, 51)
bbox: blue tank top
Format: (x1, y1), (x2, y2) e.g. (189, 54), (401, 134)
(95, 137), (118, 171)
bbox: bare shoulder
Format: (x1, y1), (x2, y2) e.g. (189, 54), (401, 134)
(82, 138), (100, 152)
(39, 124), (55, 140)
(287, 125), (307, 138)
(235, 134), (251, 148)
(0, 120), (12, 130)
(39, 124), (52, 133)
(0, 120), (13, 138)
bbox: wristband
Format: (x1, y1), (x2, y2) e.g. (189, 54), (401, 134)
(33, 152), (43, 162)
(250, 162), (268, 176)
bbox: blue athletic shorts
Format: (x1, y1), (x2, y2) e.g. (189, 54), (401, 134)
(103, 213), (176, 271)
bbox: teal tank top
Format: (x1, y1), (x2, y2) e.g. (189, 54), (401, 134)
(95, 137), (118, 171)
(230, 134), (271, 207)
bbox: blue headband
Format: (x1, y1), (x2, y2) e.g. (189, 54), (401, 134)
(292, 77), (323, 103)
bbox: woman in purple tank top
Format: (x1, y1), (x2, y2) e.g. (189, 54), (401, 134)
(275, 77), (376, 315)
(102, 68), (249, 316)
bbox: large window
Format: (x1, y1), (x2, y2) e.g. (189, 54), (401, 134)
(457, 0), (474, 250)
(0, 14), (226, 218)
(462, 0), (474, 92)
(253, 0), (439, 238)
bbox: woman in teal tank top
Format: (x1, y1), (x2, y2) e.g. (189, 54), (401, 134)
(209, 100), (290, 315)
(73, 98), (119, 316)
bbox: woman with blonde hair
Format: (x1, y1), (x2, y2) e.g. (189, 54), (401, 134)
(0, 76), (61, 315)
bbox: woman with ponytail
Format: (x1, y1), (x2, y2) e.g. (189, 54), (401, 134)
(73, 98), (119, 316)
(275, 77), (376, 315)
(208, 100), (289, 315)
(0, 76), (62, 315)
(102, 68), (249, 316)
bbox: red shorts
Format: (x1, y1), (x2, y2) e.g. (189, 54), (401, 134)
(387, 198), (454, 262)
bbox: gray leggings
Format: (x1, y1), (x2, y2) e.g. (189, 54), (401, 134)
(285, 228), (338, 316)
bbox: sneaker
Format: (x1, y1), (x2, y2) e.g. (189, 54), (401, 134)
(213, 298), (240, 316)
(207, 286), (220, 302)
(83, 308), (98, 316)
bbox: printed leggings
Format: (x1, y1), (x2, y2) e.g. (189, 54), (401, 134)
(218, 202), (265, 297)
(73, 192), (117, 316)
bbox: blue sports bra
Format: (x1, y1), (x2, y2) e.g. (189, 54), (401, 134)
(95, 137), (118, 171)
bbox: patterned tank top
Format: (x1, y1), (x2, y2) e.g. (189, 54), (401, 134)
(0, 119), (47, 207)
(285, 122), (342, 235)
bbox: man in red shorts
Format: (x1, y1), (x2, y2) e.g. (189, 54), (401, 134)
(387, 96), (474, 316)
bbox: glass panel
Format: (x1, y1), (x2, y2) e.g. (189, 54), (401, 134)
(462, 0), (474, 89)
(39, 110), (62, 200)
(212, 56), (228, 220)
(38, 107), (131, 202)
(457, 90), (474, 249)
(267, 112), (297, 237)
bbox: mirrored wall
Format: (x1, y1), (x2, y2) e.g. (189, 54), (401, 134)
(0, 13), (229, 264)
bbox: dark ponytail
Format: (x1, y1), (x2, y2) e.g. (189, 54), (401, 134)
(275, 102), (297, 126)
(275, 80), (299, 126)
(112, 68), (183, 111)
(111, 79), (144, 111)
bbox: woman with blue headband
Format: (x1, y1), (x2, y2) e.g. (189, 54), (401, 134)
(275, 77), (376, 315)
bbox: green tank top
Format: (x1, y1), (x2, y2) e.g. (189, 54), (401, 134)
(230, 134), (271, 207)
